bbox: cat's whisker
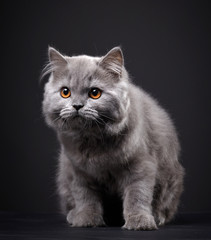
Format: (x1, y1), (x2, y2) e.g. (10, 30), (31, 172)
(94, 119), (105, 143)
(51, 111), (61, 115)
(98, 116), (112, 129)
(53, 115), (62, 123)
(99, 112), (116, 122)
(84, 108), (98, 114)
(61, 118), (70, 132)
(83, 112), (99, 121)
(98, 116), (127, 136)
(41, 61), (58, 80)
(80, 118), (89, 132)
(60, 110), (72, 116)
(61, 107), (72, 113)
(60, 110), (76, 120)
(61, 119), (66, 131)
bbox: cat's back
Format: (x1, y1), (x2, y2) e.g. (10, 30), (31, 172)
(129, 82), (176, 131)
(128, 82), (180, 159)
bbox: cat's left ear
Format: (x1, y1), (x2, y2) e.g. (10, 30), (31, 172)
(99, 47), (124, 77)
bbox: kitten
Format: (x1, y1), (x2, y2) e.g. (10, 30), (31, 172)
(42, 46), (184, 230)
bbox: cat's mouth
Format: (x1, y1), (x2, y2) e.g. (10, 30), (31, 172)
(72, 113), (81, 119)
(56, 108), (98, 130)
(60, 107), (99, 121)
(55, 107), (115, 132)
(62, 111), (86, 122)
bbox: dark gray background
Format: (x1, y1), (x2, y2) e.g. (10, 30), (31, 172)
(1, 0), (211, 214)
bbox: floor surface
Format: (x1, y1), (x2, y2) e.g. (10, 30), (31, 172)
(0, 212), (211, 240)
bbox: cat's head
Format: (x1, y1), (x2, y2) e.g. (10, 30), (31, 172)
(42, 47), (130, 135)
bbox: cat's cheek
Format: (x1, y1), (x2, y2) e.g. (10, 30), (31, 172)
(43, 100), (62, 129)
(86, 98), (103, 113)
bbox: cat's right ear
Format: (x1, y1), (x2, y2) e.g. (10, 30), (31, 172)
(41, 47), (68, 80)
(48, 47), (67, 67)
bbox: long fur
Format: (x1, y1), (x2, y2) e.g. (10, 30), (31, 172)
(42, 46), (184, 230)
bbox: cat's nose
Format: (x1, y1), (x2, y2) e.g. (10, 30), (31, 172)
(73, 104), (84, 111)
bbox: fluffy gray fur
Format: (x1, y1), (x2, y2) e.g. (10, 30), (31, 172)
(42, 46), (184, 230)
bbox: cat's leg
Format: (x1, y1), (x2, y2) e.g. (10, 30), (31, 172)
(57, 152), (75, 214)
(122, 161), (158, 230)
(153, 164), (184, 226)
(66, 175), (105, 227)
(58, 151), (105, 227)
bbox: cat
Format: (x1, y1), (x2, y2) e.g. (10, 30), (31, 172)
(42, 46), (184, 230)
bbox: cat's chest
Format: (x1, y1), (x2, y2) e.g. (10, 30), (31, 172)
(76, 150), (129, 190)
(83, 161), (126, 194)
(60, 132), (130, 179)
(61, 132), (124, 161)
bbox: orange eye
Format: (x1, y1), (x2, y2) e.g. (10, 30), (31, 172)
(89, 88), (102, 99)
(60, 87), (71, 98)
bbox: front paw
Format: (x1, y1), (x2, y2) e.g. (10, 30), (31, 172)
(67, 209), (105, 227)
(123, 213), (158, 230)
(154, 212), (166, 226)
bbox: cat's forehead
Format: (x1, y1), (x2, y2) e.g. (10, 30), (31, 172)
(66, 55), (100, 79)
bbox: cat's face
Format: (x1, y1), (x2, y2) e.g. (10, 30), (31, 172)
(42, 47), (130, 135)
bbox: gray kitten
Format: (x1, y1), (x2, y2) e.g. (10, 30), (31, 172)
(42, 46), (184, 230)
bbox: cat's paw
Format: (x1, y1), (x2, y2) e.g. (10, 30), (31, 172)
(66, 209), (76, 225)
(155, 213), (166, 226)
(123, 213), (158, 230)
(67, 209), (105, 227)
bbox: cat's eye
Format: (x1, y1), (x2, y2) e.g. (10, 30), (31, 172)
(60, 87), (71, 98)
(89, 88), (102, 99)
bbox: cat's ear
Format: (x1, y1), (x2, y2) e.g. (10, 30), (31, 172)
(99, 47), (124, 77)
(43, 47), (68, 79)
(48, 47), (67, 66)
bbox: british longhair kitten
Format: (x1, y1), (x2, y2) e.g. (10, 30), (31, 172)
(42, 46), (184, 230)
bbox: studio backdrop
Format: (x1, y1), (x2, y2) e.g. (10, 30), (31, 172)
(1, 0), (211, 214)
